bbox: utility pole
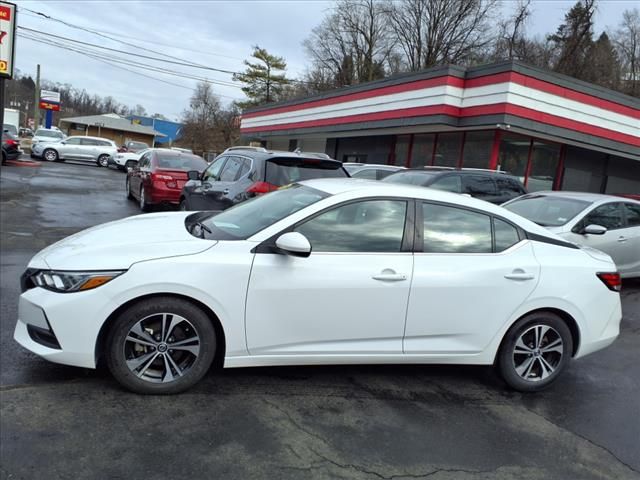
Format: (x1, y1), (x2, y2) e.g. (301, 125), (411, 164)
(33, 64), (40, 129)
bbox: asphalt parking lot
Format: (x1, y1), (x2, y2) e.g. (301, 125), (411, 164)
(1, 159), (639, 480)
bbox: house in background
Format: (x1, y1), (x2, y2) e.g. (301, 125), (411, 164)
(59, 113), (164, 147)
(127, 115), (183, 147)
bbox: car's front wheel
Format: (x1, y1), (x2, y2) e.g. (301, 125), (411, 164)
(179, 199), (189, 211)
(498, 312), (572, 392)
(106, 297), (217, 394)
(43, 149), (58, 162)
(97, 155), (110, 167)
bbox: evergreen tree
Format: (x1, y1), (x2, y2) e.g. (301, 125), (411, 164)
(233, 46), (289, 108)
(548, 0), (596, 80)
(588, 32), (621, 90)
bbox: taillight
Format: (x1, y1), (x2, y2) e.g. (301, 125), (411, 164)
(247, 181), (278, 194)
(4, 139), (18, 147)
(597, 272), (622, 292)
(151, 173), (178, 188)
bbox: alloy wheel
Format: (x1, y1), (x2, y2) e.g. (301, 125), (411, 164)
(123, 312), (201, 384)
(98, 155), (109, 167)
(512, 325), (563, 382)
(44, 150), (57, 162)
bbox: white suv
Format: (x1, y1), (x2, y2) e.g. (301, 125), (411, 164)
(32, 136), (118, 167)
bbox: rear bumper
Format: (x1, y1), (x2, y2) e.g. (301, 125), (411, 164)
(574, 297), (622, 359)
(148, 182), (183, 204)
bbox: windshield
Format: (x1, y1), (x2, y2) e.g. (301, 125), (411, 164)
(382, 171), (437, 186)
(503, 195), (591, 226)
(35, 129), (64, 138)
(187, 184), (328, 240)
(155, 152), (207, 171)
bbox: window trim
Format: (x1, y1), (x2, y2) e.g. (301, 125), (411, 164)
(254, 196), (416, 254)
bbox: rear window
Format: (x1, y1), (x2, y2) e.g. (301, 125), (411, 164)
(382, 171), (437, 186)
(265, 157), (347, 186)
(155, 153), (207, 171)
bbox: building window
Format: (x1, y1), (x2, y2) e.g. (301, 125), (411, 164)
(433, 132), (462, 167)
(527, 141), (561, 192)
(605, 156), (640, 195)
(410, 134), (435, 167)
(394, 135), (411, 166)
(562, 146), (606, 193)
(462, 131), (493, 169)
(498, 133), (530, 182)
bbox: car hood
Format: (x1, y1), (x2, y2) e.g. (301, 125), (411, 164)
(30, 212), (216, 270)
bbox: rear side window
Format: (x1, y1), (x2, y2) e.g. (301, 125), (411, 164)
(422, 203), (492, 253)
(429, 175), (462, 193)
(80, 138), (97, 146)
(623, 203), (640, 227)
(494, 218), (521, 251)
(463, 175), (497, 196)
(265, 158), (346, 186)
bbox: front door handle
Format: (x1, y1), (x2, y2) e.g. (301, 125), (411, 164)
(372, 269), (407, 282)
(617, 236), (627, 243)
(505, 269), (535, 281)
(223, 189), (230, 195)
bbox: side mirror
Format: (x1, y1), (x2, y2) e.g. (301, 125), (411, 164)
(187, 170), (200, 181)
(275, 232), (311, 258)
(583, 224), (607, 235)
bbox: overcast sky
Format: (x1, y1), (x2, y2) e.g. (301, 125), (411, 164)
(14, 0), (635, 122)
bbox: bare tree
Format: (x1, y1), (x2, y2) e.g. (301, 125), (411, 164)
(493, 0), (532, 61)
(304, 0), (393, 88)
(385, 0), (498, 71)
(613, 8), (640, 97)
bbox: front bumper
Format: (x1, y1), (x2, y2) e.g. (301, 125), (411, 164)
(14, 286), (113, 369)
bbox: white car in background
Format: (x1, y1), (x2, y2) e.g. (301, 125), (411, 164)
(111, 148), (150, 171)
(503, 192), (640, 278)
(31, 135), (118, 167)
(15, 179), (622, 394)
(30, 128), (65, 153)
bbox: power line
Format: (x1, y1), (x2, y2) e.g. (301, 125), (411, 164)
(18, 31), (244, 91)
(18, 7), (244, 61)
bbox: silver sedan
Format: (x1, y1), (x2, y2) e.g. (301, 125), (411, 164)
(503, 191), (640, 278)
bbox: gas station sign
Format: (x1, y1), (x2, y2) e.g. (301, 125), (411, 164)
(0, 1), (16, 79)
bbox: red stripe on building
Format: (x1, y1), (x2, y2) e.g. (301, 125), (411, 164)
(242, 76), (465, 119)
(243, 72), (640, 123)
(241, 102), (640, 147)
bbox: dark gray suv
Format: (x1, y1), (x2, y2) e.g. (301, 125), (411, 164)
(382, 169), (527, 204)
(179, 148), (348, 211)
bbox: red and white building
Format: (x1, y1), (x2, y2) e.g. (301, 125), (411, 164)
(241, 61), (640, 195)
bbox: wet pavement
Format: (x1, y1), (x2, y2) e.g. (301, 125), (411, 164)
(1, 160), (639, 480)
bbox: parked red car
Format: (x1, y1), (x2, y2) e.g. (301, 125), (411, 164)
(126, 149), (208, 211)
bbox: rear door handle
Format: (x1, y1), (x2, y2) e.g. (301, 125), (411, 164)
(505, 269), (535, 281)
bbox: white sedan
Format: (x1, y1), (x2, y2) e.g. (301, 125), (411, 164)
(15, 179), (622, 394)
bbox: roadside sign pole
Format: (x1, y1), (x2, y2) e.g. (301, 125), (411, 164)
(33, 64), (40, 129)
(45, 109), (52, 129)
(0, 77), (5, 135)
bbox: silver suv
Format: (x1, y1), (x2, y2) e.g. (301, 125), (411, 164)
(32, 135), (118, 167)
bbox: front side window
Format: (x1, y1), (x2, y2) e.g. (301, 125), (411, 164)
(219, 156), (244, 181)
(580, 203), (624, 230)
(503, 195), (590, 227)
(295, 200), (407, 252)
(202, 156), (227, 182)
(422, 203), (492, 253)
(81, 138), (98, 146)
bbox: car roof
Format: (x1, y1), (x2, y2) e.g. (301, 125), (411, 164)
(344, 163), (405, 170)
(222, 148), (340, 163)
(68, 135), (114, 142)
(521, 191), (640, 204)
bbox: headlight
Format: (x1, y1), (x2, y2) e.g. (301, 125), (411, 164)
(31, 270), (125, 293)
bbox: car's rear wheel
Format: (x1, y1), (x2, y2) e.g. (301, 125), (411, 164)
(106, 297), (216, 394)
(139, 185), (151, 212)
(498, 312), (572, 392)
(125, 176), (134, 200)
(43, 149), (58, 162)
(97, 155), (109, 167)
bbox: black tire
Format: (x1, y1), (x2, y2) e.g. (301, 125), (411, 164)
(106, 297), (217, 394)
(97, 155), (110, 167)
(498, 312), (573, 392)
(179, 198), (190, 211)
(125, 160), (136, 170)
(43, 148), (58, 162)
(139, 185), (152, 212)
(1, 151), (6, 164)
(125, 176), (134, 200)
